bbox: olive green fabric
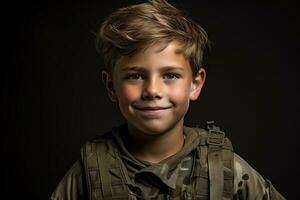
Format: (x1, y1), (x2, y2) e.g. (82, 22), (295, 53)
(49, 124), (286, 200)
(81, 124), (235, 199)
(50, 161), (88, 200)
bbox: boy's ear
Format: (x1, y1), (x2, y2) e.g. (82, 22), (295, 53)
(101, 70), (117, 102)
(189, 68), (206, 101)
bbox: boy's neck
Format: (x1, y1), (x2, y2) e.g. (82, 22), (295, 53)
(125, 121), (185, 164)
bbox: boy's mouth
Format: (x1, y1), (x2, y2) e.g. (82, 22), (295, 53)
(133, 105), (171, 116)
(133, 105), (171, 111)
(137, 106), (169, 110)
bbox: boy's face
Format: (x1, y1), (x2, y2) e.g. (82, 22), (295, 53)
(104, 41), (205, 136)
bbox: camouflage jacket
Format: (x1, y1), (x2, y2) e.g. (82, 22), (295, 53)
(50, 124), (285, 199)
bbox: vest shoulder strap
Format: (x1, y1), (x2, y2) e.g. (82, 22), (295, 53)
(193, 121), (234, 200)
(80, 132), (135, 200)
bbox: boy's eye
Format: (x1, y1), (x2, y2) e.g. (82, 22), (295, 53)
(126, 73), (144, 80)
(163, 73), (180, 80)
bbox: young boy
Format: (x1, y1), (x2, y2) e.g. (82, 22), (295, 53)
(50, 0), (285, 199)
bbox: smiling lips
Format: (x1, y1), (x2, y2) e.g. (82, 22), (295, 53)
(134, 106), (171, 116)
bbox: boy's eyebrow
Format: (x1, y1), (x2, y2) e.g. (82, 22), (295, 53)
(121, 65), (185, 71)
(160, 66), (185, 71)
(121, 66), (145, 71)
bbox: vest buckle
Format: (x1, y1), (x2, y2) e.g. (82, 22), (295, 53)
(207, 129), (225, 146)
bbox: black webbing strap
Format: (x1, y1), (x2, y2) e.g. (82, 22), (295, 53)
(206, 121), (225, 200)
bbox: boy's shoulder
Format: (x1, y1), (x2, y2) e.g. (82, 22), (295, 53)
(85, 122), (233, 147)
(81, 122), (234, 162)
(81, 122), (235, 178)
(182, 122), (234, 158)
(184, 123), (233, 149)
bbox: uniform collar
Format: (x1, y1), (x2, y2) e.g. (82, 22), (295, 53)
(112, 124), (201, 189)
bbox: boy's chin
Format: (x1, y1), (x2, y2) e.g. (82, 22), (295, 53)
(129, 120), (183, 136)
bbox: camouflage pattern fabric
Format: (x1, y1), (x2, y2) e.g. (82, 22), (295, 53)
(50, 125), (285, 200)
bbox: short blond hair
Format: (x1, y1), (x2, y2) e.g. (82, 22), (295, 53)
(96, 0), (209, 76)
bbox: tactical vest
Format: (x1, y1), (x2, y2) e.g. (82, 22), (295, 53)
(81, 122), (234, 200)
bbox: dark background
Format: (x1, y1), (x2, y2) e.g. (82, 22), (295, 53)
(2, 0), (299, 199)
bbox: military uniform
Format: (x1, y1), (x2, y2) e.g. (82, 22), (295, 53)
(50, 124), (285, 199)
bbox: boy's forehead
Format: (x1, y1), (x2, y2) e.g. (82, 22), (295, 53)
(110, 41), (193, 79)
(144, 40), (185, 54)
(115, 41), (186, 67)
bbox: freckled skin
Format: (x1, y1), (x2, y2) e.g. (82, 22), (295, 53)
(113, 41), (204, 135)
(103, 41), (205, 162)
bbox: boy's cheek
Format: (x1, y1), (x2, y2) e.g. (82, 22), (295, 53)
(168, 87), (191, 100)
(117, 86), (140, 101)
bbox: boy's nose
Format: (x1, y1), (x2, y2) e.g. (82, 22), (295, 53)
(142, 78), (162, 100)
